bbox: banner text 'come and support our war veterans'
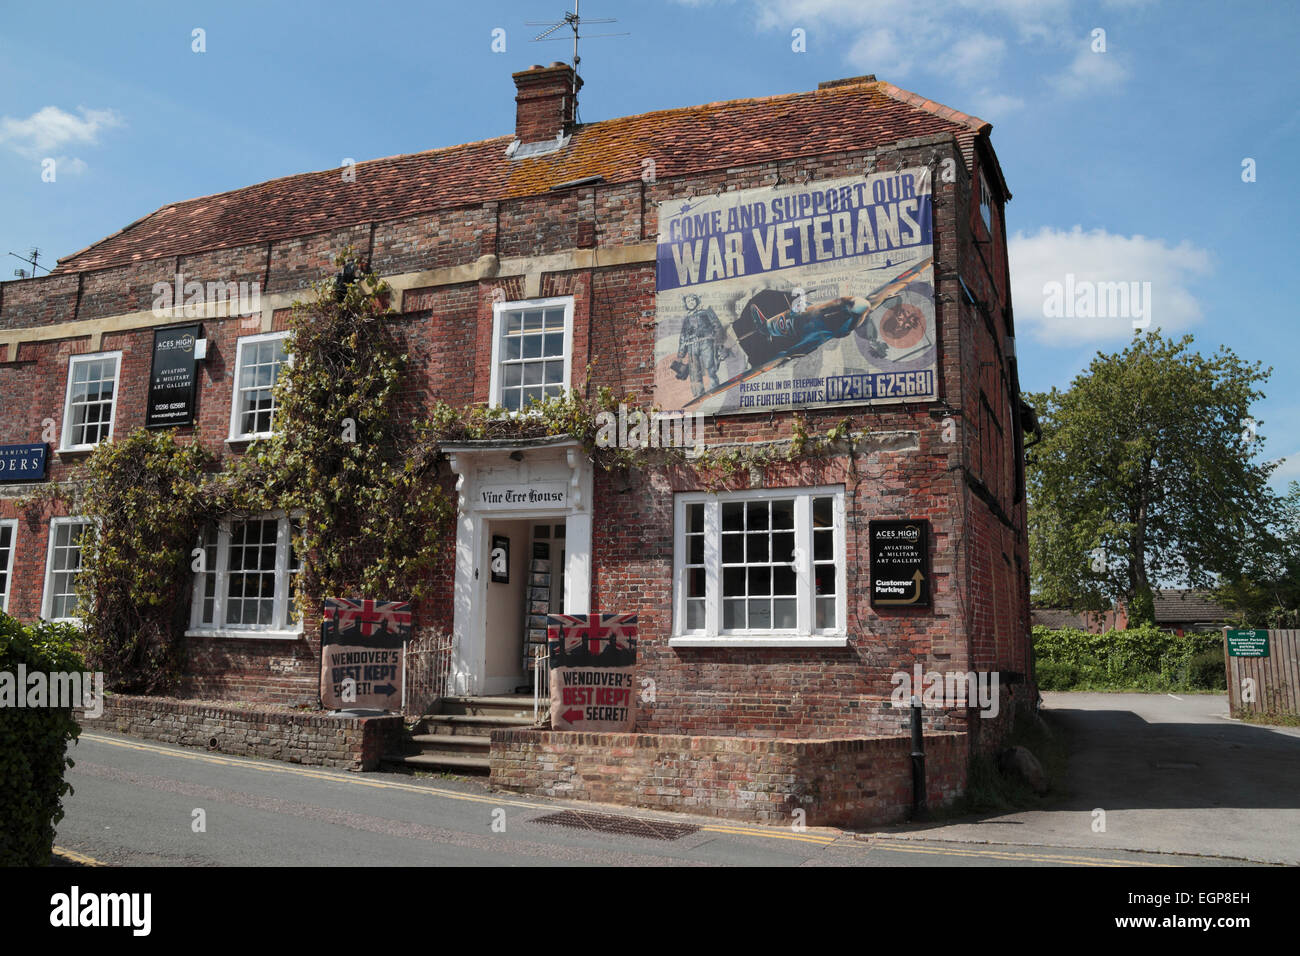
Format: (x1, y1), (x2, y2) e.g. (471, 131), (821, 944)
(654, 169), (938, 415)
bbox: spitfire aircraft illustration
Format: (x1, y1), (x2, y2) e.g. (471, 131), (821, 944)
(680, 255), (934, 409)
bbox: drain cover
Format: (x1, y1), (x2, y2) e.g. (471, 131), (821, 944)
(533, 809), (700, 841)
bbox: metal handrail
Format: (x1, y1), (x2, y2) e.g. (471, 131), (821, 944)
(532, 645), (550, 724)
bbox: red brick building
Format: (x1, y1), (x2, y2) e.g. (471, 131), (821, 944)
(0, 65), (1033, 824)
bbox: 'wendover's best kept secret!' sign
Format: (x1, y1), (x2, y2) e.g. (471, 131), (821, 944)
(320, 598), (411, 711)
(548, 613), (638, 733)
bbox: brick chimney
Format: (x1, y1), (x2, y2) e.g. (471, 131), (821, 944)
(513, 62), (582, 144)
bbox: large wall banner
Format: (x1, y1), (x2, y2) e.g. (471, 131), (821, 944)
(654, 169), (937, 415)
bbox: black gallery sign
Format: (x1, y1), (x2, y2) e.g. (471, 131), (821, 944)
(146, 324), (201, 428)
(869, 518), (931, 608)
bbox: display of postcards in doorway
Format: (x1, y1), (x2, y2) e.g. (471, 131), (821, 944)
(524, 522), (566, 672)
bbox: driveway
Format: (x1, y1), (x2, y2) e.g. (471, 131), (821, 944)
(880, 692), (1300, 865)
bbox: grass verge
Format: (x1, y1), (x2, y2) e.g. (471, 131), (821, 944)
(1236, 710), (1300, 728)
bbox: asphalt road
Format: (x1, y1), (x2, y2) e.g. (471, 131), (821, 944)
(883, 692), (1300, 865)
(55, 730), (1219, 868)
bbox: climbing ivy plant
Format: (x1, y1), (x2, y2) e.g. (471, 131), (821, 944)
(235, 254), (453, 608)
(73, 428), (213, 692)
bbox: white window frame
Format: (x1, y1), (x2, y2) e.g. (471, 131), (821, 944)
(42, 516), (91, 623)
(670, 486), (848, 648)
(488, 296), (575, 413)
(227, 331), (290, 442)
(0, 519), (16, 613)
(59, 350), (123, 452)
(187, 512), (303, 639)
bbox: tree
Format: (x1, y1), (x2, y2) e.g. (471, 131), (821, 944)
(1215, 481), (1300, 628)
(1025, 332), (1280, 616)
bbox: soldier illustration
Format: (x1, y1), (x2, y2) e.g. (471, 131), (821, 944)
(673, 294), (729, 397)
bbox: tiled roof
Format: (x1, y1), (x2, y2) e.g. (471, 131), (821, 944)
(1031, 608), (1099, 630)
(1152, 589), (1232, 624)
(55, 79), (990, 274)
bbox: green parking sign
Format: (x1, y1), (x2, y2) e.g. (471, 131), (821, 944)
(1226, 629), (1270, 657)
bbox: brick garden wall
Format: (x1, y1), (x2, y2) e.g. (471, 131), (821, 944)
(490, 727), (967, 828)
(78, 694), (403, 770)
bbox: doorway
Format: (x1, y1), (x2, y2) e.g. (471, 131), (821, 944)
(445, 438), (593, 697)
(482, 518), (530, 695)
(481, 518), (569, 695)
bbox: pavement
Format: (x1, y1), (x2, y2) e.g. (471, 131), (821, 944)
(877, 692), (1300, 866)
(52, 692), (1297, 866)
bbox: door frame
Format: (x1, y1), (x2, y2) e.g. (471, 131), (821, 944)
(445, 439), (593, 696)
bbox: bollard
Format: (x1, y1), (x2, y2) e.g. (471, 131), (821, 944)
(910, 694), (928, 820)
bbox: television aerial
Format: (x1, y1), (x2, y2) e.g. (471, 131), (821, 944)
(526, 2), (629, 103)
(8, 247), (49, 279)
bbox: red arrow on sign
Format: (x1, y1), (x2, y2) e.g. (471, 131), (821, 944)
(562, 708), (584, 723)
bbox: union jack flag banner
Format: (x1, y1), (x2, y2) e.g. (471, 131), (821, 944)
(546, 613), (637, 668)
(548, 613), (638, 732)
(323, 597), (412, 649)
(320, 597), (411, 711)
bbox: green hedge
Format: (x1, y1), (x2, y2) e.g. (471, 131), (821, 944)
(0, 612), (86, 866)
(1032, 624), (1226, 692)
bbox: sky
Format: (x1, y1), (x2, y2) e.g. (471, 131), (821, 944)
(1, 0), (1297, 488)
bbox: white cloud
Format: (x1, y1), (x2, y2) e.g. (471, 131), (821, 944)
(1050, 46), (1130, 97)
(1009, 226), (1213, 345)
(969, 90), (1025, 119)
(0, 105), (123, 163)
(749, 0), (1072, 72)
(701, 0), (1132, 103)
(49, 156), (89, 178)
(845, 26), (914, 77)
(938, 33), (1007, 78)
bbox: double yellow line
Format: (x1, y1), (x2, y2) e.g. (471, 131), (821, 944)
(868, 839), (1176, 867)
(51, 846), (105, 866)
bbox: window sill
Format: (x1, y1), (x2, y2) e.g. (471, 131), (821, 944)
(669, 635), (849, 648)
(225, 433), (273, 445)
(489, 406), (550, 421)
(55, 446), (97, 457)
(186, 628), (304, 641)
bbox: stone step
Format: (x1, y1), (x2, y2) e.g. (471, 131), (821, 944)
(423, 715), (535, 734)
(437, 697), (538, 719)
(410, 733), (492, 750)
(395, 752), (491, 773)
